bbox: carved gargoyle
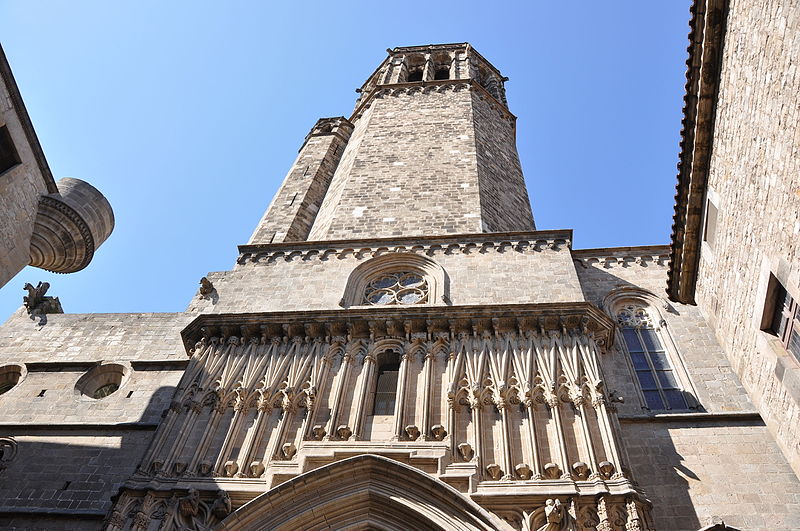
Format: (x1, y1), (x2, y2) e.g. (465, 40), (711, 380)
(23, 282), (63, 321)
(199, 277), (215, 296)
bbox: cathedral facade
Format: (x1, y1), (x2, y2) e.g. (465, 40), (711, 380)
(1, 1), (799, 530)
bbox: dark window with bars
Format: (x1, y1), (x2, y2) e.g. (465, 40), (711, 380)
(373, 362), (400, 415)
(770, 284), (800, 363)
(622, 327), (688, 411)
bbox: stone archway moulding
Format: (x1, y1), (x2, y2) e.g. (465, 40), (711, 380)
(216, 454), (512, 531)
(340, 252), (450, 308)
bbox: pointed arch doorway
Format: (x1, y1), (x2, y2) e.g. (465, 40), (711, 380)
(217, 454), (510, 531)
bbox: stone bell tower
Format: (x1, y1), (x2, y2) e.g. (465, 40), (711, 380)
(249, 43), (535, 244)
(103, 43), (656, 530)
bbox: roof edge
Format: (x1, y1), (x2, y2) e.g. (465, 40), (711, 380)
(0, 43), (57, 194)
(666, 0), (729, 304)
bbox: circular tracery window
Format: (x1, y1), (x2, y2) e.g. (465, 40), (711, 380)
(363, 272), (429, 306)
(75, 363), (129, 400)
(93, 383), (120, 399)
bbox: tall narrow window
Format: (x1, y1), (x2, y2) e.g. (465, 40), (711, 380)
(407, 69), (423, 82)
(373, 357), (400, 415)
(617, 304), (689, 411)
(0, 125), (21, 175)
(703, 198), (718, 249)
(767, 281), (800, 362)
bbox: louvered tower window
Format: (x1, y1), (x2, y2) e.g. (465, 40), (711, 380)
(373, 356), (400, 415)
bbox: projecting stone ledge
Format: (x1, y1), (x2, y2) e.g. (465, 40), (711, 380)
(28, 177), (115, 274)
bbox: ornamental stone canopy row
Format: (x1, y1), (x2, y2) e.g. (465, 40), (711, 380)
(179, 302), (616, 355)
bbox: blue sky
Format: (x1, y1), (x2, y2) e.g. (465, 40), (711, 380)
(0, 1), (693, 317)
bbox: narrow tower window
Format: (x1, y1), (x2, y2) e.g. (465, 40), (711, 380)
(617, 304), (689, 411)
(373, 353), (400, 415)
(407, 69), (423, 82)
(434, 68), (450, 80)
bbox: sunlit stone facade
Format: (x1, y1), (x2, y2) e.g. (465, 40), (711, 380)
(2, 5), (800, 529)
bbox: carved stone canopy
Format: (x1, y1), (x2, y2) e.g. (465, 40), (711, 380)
(180, 303), (615, 354)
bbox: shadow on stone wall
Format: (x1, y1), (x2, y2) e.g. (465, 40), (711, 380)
(0, 384), (177, 531)
(622, 420), (702, 529)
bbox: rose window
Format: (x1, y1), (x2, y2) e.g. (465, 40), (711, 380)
(616, 304), (654, 329)
(363, 272), (429, 305)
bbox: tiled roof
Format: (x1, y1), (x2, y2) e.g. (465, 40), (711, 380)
(666, 0), (729, 303)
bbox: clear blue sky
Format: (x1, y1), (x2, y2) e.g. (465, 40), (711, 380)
(0, 1), (693, 317)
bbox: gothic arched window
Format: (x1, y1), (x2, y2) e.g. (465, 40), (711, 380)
(373, 351), (400, 415)
(617, 304), (688, 411)
(605, 288), (697, 412)
(340, 252), (449, 308)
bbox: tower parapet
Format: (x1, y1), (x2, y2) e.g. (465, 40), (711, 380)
(354, 43), (509, 111)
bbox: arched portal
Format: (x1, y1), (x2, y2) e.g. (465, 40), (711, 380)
(217, 454), (511, 531)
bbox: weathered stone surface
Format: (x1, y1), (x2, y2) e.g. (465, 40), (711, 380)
(2, 32), (800, 530)
(692, 0), (800, 478)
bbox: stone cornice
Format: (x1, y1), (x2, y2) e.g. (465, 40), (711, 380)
(667, 0), (729, 304)
(0, 44), (57, 194)
(351, 78), (515, 122)
(237, 230), (572, 264)
(572, 245), (671, 269)
(180, 301), (615, 353)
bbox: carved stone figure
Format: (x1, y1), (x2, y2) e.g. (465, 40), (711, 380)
(22, 281), (62, 321)
(199, 276), (215, 296)
(536, 499), (577, 531)
(457, 442), (473, 461)
(178, 488), (200, 517)
(211, 490), (232, 520)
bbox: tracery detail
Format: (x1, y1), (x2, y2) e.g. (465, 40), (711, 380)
(363, 271), (429, 305)
(616, 304), (653, 329)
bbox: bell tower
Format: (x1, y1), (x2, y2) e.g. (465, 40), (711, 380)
(249, 43), (535, 244)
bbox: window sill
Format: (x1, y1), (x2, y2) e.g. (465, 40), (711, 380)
(618, 410), (762, 423)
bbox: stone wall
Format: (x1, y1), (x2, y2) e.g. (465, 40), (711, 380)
(190, 232), (581, 313)
(575, 246), (800, 530)
(471, 89), (534, 233)
(0, 312), (193, 527)
(307, 82), (534, 241)
(0, 68), (49, 287)
(248, 118), (353, 244)
(621, 419), (800, 531)
(694, 0), (800, 475)
(574, 247), (752, 414)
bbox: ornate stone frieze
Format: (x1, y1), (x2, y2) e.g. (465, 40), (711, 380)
(236, 230), (572, 265)
(572, 253), (670, 270)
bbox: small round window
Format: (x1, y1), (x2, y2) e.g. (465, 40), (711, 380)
(93, 383), (119, 399)
(363, 272), (429, 306)
(75, 363), (130, 400)
(0, 365), (25, 396)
